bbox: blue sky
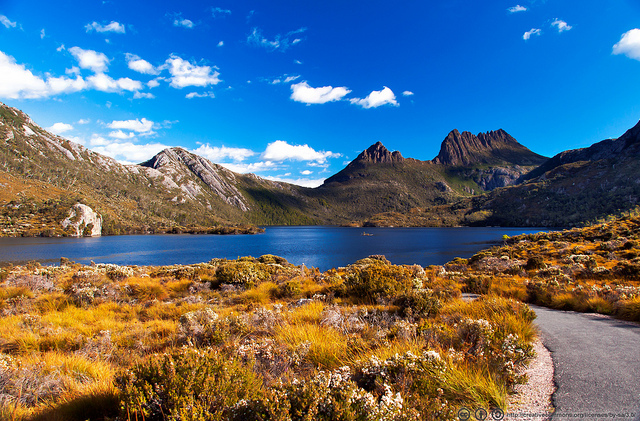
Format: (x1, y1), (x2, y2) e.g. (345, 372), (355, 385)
(1, 0), (640, 187)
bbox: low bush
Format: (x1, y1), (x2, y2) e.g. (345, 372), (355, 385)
(118, 347), (263, 421)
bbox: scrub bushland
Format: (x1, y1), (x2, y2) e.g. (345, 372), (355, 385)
(0, 254), (536, 420)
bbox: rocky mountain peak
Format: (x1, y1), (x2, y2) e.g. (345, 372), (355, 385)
(354, 141), (404, 164)
(432, 129), (546, 167)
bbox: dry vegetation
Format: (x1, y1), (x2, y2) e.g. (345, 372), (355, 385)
(2, 214), (639, 420)
(450, 214), (640, 321)
(0, 255), (536, 420)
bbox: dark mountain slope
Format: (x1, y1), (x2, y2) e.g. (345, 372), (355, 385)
(433, 129), (547, 167)
(521, 119), (640, 182)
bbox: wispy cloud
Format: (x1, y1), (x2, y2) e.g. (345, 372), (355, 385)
(551, 19), (572, 33)
(0, 15), (17, 29)
(290, 81), (350, 104)
(507, 5), (527, 13)
(185, 91), (215, 99)
(247, 27), (307, 51)
(85, 21), (126, 34)
(402, 91), (414, 96)
(523, 28), (542, 40)
(350, 87), (399, 109)
(211, 7), (231, 17)
(174, 18), (194, 28)
(613, 28), (640, 61)
(133, 92), (155, 99)
(269, 74), (300, 84)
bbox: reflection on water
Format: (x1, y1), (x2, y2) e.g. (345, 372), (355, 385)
(0, 226), (551, 271)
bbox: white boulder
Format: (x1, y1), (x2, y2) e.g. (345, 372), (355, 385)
(61, 203), (103, 237)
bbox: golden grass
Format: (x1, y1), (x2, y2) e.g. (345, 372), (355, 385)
(286, 300), (324, 325)
(276, 323), (355, 369)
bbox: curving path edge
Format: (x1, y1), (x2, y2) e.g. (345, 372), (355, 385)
(531, 305), (640, 421)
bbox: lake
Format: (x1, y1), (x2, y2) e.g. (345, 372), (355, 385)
(0, 226), (551, 271)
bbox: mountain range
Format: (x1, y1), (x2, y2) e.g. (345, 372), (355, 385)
(1, 100), (639, 236)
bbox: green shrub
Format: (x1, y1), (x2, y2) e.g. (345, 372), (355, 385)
(395, 290), (442, 319)
(343, 261), (414, 302)
(117, 348), (263, 421)
(216, 261), (271, 288)
(274, 279), (302, 299)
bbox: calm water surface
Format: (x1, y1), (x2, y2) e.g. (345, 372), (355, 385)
(0, 226), (551, 271)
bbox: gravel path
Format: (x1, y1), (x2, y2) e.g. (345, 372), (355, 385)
(531, 305), (640, 420)
(506, 338), (555, 420)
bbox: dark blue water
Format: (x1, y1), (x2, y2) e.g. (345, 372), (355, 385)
(0, 226), (549, 271)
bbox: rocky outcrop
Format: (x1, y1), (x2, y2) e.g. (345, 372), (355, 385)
(61, 203), (102, 237)
(354, 141), (404, 164)
(141, 147), (250, 211)
(433, 129), (547, 167)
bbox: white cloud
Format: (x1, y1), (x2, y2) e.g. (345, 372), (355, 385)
(185, 91), (215, 99)
(262, 140), (340, 163)
(69, 46), (110, 73)
(133, 92), (155, 99)
(402, 91), (414, 96)
(147, 79), (161, 88)
(192, 144), (255, 162)
(0, 51), (87, 99)
(507, 5), (527, 13)
(523, 28), (542, 40)
(551, 19), (572, 33)
(301, 170), (312, 175)
(46, 75), (87, 94)
(77, 119), (90, 125)
(174, 18), (194, 28)
(109, 130), (135, 139)
(613, 29), (640, 61)
(0, 15), (17, 29)
(247, 27), (307, 51)
(92, 141), (169, 164)
(271, 74), (299, 85)
(47, 122), (74, 134)
(165, 55), (221, 88)
(40, 29), (45, 39)
(108, 118), (154, 133)
(290, 81), (351, 104)
(85, 21), (126, 34)
(350, 87), (399, 109)
(87, 73), (142, 92)
(211, 7), (231, 17)
(218, 161), (276, 174)
(217, 41), (224, 47)
(126, 54), (158, 75)
(264, 175), (325, 188)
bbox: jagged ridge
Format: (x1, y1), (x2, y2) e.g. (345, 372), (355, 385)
(433, 129), (547, 167)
